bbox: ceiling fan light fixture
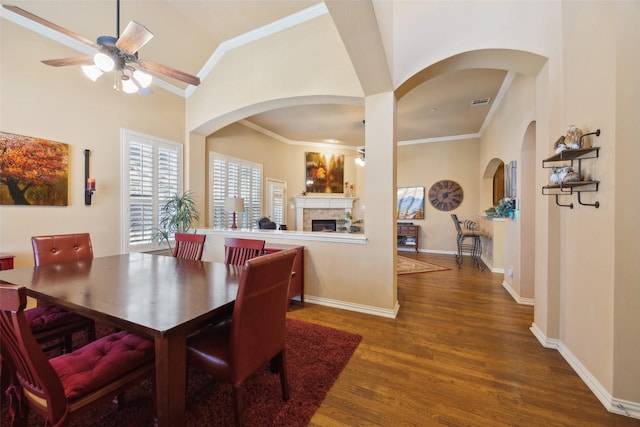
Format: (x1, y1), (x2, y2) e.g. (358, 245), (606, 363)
(133, 69), (152, 88)
(121, 77), (138, 94)
(82, 65), (104, 82)
(94, 52), (115, 72)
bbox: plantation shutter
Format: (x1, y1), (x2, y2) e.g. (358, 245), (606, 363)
(210, 153), (262, 229)
(122, 130), (182, 252)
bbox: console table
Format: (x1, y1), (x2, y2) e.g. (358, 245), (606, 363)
(264, 243), (304, 308)
(397, 224), (419, 252)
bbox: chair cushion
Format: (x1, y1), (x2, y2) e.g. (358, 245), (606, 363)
(50, 330), (154, 400)
(25, 306), (86, 332)
(186, 319), (232, 381)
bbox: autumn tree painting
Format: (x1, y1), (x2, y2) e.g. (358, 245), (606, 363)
(0, 132), (69, 206)
(305, 152), (344, 194)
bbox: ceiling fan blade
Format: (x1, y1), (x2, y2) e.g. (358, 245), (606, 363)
(116, 21), (154, 54)
(42, 56), (94, 67)
(3, 5), (97, 48)
(138, 60), (201, 86)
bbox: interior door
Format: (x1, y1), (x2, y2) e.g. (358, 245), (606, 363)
(266, 178), (286, 226)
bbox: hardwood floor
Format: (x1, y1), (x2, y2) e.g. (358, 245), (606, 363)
(287, 252), (640, 427)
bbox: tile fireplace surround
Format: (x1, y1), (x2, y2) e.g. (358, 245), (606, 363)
(294, 196), (356, 231)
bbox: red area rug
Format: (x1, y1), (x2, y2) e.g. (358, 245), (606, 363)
(1, 318), (362, 426)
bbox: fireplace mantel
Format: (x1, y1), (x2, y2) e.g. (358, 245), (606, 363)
(294, 196), (356, 231)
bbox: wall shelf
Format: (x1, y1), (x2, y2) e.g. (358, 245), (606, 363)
(541, 129), (601, 209)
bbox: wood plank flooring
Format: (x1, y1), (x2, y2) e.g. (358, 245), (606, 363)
(286, 252), (640, 427)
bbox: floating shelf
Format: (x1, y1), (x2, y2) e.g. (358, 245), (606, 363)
(541, 129), (601, 209)
(542, 146), (600, 168)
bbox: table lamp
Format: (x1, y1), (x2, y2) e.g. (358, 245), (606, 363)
(225, 197), (245, 229)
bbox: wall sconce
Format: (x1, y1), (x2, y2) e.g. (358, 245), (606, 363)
(225, 197), (245, 229)
(84, 149), (95, 205)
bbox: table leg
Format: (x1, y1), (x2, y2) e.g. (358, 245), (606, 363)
(154, 329), (187, 426)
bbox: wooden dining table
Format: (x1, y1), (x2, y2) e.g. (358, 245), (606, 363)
(0, 252), (242, 426)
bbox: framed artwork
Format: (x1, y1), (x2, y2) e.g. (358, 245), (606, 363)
(397, 187), (425, 219)
(0, 131), (69, 206)
(305, 152), (344, 194)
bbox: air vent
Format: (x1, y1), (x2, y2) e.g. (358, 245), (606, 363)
(470, 97), (491, 107)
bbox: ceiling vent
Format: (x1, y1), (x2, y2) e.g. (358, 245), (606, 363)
(470, 97), (491, 107)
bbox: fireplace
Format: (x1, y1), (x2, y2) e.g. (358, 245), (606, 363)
(312, 219), (337, 232)
(294, 196), (356, 231)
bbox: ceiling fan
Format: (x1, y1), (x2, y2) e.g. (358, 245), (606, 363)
(3, 0), (200, 95)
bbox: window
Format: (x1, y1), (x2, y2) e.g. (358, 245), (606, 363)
(210, 153), (262, 229)
(121, 129), (182, 252)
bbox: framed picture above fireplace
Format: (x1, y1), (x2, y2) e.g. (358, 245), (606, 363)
(305, 152), (344, 194)
(397, 186), (425, 219)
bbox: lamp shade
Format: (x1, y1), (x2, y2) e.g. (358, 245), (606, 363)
(225, 197), (245, 212)
(93, 52), (115, 72)
(82, 65), (104, 82)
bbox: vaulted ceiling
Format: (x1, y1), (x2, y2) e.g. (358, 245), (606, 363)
(2, 1), (509, 147)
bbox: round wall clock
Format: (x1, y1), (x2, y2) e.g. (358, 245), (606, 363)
(428, 180), (464, 211)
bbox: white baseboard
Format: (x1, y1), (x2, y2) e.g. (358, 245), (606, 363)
(530, 323), (640, 420)
(529, 322), (560, 349)
(419, 249), (457, 255)
(304, 295), (399, 318)
(502, 280), (535, 305)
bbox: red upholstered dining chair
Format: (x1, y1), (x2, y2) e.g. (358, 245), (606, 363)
(0, 284), (156, 427)
(223, 237), (265, 265)
(173, 233), (206, 260)
(186, 249), (298, 427)
(30, 233), (97, 353)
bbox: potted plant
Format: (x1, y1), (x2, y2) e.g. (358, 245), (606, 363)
(337, 212), (364, 233)
(153, 191), (200, 250)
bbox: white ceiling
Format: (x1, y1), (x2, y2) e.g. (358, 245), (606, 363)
(2, 1), (510, 147)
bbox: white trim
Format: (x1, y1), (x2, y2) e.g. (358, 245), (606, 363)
(502, 280), (534, 306)
(558, 343), (640, 420)
(398, 133), (481, 145)
(419, 249), (457, 255)
(529, 322), (560, 349)
(304, 296), (399, 319)
(197, 228), (367, 245)
(530, 323), (640, 420)
(185, 3), (328, 98)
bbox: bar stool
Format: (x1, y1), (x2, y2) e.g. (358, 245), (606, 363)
(450, 214), (484, 270)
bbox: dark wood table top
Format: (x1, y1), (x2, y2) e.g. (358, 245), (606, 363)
(0, 252), (244, 426)
(0, 252), (241, 337)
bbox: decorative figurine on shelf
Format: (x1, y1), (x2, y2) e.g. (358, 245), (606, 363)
(554, 135), (567, 153)
(565, 124), (583, 150)
(554, 125), (584, 153)
(550, 166), (581, 184)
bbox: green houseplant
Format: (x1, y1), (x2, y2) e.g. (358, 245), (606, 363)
(153, 191), (200, 250)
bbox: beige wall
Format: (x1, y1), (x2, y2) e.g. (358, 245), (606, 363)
(0, 18), (185, 268)
(614, 0), (640, 403)
(397, 139), (481, 253)
(187, 13), (363, 135)
(558, 0), (640, 404)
